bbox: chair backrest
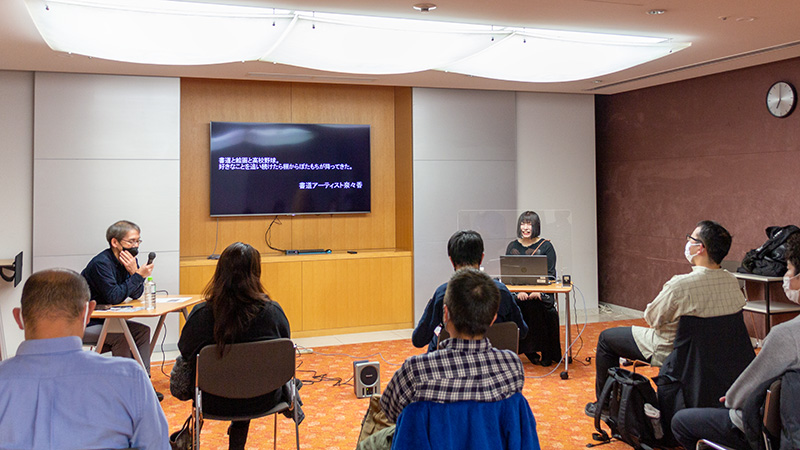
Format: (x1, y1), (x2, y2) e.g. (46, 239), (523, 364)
(763, 378), (782, 438)
(486, 321), (520, 353)
(196, 338), (295, 399)
(391, 392), (540, 450)
(437, 321), (519, 353)
(657, 311), (756, 433)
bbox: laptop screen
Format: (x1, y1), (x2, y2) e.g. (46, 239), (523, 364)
(499, 255), (550, 285)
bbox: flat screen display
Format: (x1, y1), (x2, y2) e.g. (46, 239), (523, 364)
(210, 122), (371, 217)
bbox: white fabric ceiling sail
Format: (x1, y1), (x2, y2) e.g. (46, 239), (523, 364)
(441, 30), (692, 82)
(262, 13), (503, 75)
(24, 0), (691, 81)
(25, 0), (294, 65)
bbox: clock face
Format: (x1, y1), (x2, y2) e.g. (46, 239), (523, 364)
(766, 81), (796, 118)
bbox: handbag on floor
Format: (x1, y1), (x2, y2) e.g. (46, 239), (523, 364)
(169, 414), (194, 450)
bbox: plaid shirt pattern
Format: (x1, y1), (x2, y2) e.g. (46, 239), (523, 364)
(380, 337), (524, 422)
(633, 266), (746, 365)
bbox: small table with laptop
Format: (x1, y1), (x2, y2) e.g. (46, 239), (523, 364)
(499, 255), (574, 379)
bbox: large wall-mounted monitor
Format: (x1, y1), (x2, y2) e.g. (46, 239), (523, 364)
(210, 122), (371, 217)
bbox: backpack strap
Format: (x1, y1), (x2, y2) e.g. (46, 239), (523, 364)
(594, 369), (618, 441)
(617, 382), (638, 448)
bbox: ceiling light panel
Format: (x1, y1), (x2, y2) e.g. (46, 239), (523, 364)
(443, 31), (691, 82)
(24, 0), (691, 83)
(25, 0), (293, 65)
(263, 14), (502, 74)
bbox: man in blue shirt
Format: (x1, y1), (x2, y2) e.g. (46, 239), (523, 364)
(412, 230), (528, 352)
(0, 268), (169, 450)
(82, 220), (154, 375)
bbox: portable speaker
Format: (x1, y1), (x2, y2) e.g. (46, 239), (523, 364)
(353, 360), (380, 398)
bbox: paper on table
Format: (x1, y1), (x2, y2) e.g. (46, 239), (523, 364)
(109, 306), (144, 312)
(157, 297), (193, 303)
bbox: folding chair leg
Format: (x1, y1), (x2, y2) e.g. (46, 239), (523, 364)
(274, 413), (278, 450)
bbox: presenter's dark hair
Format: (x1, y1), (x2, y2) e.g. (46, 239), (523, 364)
(695, 220), (732, 264)
(786, 233), (800, 271)
(106, 220), (140, 245)
(447, 230), (484, 268)
(204, 242), (271, 356)
(21, 268), (89, 332)
(517, 211), (541, 238)
(444, 268), (500, 337)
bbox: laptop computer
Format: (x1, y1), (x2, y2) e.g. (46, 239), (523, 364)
(499, 255), (550, 285)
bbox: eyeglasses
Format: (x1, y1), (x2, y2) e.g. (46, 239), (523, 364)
(121, 238), (143, 245)
(685, 234), (704, 246)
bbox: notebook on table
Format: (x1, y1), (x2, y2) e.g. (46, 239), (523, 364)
(499, 255), (550, 285)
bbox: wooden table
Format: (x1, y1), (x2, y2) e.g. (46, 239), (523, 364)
(506, 282), (574, 379)
(91, 294), (204, 370)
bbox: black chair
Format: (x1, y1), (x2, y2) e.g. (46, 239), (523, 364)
(437, 321), (519, 353)
(656, 311), (756, 442)
(193, 339), (300, 450)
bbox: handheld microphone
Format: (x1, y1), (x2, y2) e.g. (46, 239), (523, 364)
(147, 252), (156, 265)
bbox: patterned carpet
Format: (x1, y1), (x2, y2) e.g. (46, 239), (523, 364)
(154, 318), (658, 449)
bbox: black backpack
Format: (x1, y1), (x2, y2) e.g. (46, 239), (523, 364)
(593, 368), (666, 450)
(739, 225), (800, 277)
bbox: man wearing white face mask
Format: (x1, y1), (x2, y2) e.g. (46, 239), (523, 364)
(672, 232), (800, 450)
(586, 220), (746, 417)
(0, 268), (169, 450)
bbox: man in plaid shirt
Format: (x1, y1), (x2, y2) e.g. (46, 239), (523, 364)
(380, 267), (525, 423)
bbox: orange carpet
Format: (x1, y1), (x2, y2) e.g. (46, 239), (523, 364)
(153, 318), (658, 449)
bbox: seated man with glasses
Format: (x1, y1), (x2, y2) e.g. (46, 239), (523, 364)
(585, 220), (746, 417)
(82, 220), (155, 383)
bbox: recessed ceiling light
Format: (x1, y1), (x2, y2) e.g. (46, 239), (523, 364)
(646, 9), (666, 15)
(413, 3), (437, 13)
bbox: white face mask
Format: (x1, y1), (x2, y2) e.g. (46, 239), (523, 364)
(684, 241), (701, 264)
(783, 275), (800, 304)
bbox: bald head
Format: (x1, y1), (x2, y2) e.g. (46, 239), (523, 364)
(15, 269), (92, 338)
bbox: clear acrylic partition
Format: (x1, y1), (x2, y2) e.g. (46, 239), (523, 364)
(457, 209), (573, 284)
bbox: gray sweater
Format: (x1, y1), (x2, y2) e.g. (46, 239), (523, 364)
(726, 315), (800, 430)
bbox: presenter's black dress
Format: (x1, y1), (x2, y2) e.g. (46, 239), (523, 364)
(506, 239), (562, 364)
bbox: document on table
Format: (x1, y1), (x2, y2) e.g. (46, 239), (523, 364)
(109, 306), (145, 312)
(157, 297), (194, 303)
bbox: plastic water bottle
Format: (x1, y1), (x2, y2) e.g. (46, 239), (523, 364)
(144, 277), (156, 310)
(644, 403), (664, 440)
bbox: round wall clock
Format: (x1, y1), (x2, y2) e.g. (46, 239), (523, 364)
(766, 81), (796, 118)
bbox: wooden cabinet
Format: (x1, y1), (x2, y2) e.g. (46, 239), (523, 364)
(180, 250), (413, 337)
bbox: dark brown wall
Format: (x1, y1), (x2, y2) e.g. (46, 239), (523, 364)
(596, 57), (800, 310)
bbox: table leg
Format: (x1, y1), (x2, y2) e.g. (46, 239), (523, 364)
(96, 318), (146, 370)
(119, 320), (146, 369)
(95, 320), (111, 353)
(148, 314), (167, 358)
(765, 282), (771, 334)
(561, 291), (571, 379)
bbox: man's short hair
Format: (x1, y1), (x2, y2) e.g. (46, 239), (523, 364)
(447, 230), (484, 267)
(517, 211), (541, 239)
(21, 269), (90, 331)
(786, 233), (800, 271)
(695, 220), (732, 264)
(444, 268), (500, 337)
(106, 220), (140, 245)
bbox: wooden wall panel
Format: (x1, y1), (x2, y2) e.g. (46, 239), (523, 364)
(181, 79), (406, 257)
(301, 256), (413, 331)
(394, 87), (414, 251)
(259, 261), (303, 330)
(181, 79), (293, 257)
(179, 260), (302, 330)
